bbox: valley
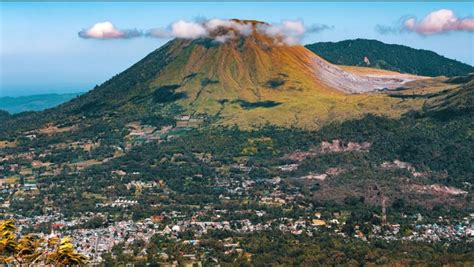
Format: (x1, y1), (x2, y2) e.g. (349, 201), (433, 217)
(1, 95), (473, 264)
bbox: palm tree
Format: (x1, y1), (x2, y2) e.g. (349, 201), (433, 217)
(0, 219), (19, 264)
(47, 236), (88, 265)
(0, 220), (88, 265)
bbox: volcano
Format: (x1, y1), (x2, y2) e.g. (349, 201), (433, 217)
(36, 20), (431, 128)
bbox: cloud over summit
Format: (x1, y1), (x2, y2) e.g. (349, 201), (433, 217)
(79, 19), (333, 45)
(257, 20), (307, 45)
(150, 19), (332, 45)
(147, 19), (254, 42)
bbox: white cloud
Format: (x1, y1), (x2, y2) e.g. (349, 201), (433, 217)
(404, 18), (416, 30)
(80, 18), (333, 44)
(282, 20), (305, 35)
(170, 20), (208, 39)
(307, 24), (334, 33)
(257, 20), (308, 45)
(78, 21), (141, 39)
(403, 9), (474, 35)
(214, 31), (236, 43)
(205, 19), (253, 36)
(148, 19), (253, 42)
(147, 27), (171, 38)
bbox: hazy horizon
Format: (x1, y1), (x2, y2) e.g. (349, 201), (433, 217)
(1, 83), (91, 97)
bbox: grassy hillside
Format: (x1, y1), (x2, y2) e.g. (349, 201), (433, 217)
(306, 39), (474, 77)
(424, 76), (474, 114)
(0, 93), (82, 114)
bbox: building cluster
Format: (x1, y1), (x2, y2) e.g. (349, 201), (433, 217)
(5, 210), (473, 264)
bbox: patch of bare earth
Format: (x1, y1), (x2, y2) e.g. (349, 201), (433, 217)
(0, 140), (16, 148)
(284, 139), (371, 162)
(312, 57), (424, 93)
(300, 168), (346, 181)
(38, 123), (77, 135)
(410, 184), (468, 196)
(400, 183), (471, 209)
(380, 160), (427, 178)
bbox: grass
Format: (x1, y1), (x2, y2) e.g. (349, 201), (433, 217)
(0, 140), (16, 148)
(2, 177), (19, 184)
(232, 100), (281, 110)
(143, 36), (454, 129)
(69, 159), (102, 169)
(38, 124), (76, 135)
(82, 192), (107, 200)
(215, 91), (430, 129)
(19, 168), (33, 176)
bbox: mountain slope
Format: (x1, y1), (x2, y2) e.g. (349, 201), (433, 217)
(305, 39), (474, 77)
(424, 76), (474, 114)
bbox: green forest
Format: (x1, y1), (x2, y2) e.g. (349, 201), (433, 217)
(306, 39), (474, 77)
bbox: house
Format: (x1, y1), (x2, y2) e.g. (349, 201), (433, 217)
(112, 170), (127, 176)
(25, 134), (37, 140)
(151, 215), (165, 223)
(23, 183), (38, 191)
(312, 219), (326, 226)
(277, 164), (299, 172)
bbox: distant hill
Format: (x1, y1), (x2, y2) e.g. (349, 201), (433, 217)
(0, 93), (82, 114)
(0, 110), (10, 120)
(305, 39), (474, 77)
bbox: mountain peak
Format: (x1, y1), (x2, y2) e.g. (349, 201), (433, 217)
(50, 28), (425, 129)
(197, 19), (274, 45)
(230, 19), (266, 25)
(28, 22), (438, 129)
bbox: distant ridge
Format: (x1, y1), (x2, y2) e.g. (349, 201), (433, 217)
(0, 92), (82, 114)
(305, 39), (474, 77)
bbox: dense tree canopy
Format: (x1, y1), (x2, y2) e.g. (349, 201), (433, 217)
(306, 39), (474, 77)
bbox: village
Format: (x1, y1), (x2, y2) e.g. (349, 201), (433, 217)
(4, 206), (474, 265)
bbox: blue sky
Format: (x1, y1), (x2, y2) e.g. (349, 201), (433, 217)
(1, 2), (473, 97)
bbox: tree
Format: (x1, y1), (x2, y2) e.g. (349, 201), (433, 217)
(0, 220), (87, 265)
(391, 198), (405, 211)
